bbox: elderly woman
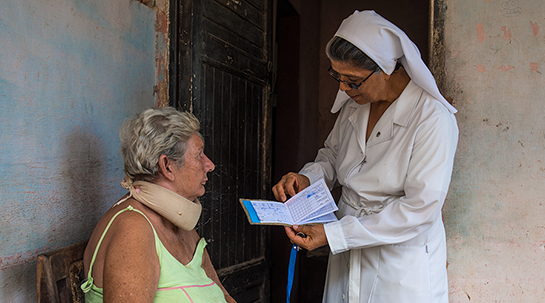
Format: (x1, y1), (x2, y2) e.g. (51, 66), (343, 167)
(273, 11), (458, 303)
(81, 107), (235, 303)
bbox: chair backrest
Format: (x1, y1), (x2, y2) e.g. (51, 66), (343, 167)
(37, 240), (88, 303)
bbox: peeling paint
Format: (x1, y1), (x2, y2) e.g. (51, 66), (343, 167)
(530, 21), (539, 36)
(439, 0), (545, 300)
(501, 26), (512, 41)
(498, 64), (514, 71)
(477, 22), (486, 43)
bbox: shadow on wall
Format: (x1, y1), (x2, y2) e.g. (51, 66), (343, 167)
(60, 126), (111, 242)
(0, 121), (119, 302)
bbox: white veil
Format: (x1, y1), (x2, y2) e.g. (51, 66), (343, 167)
(329, 10), (457, 114)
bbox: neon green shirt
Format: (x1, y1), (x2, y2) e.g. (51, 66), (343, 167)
(81, 206), (227, 302)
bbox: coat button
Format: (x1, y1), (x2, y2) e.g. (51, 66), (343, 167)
(376, 131), (381, 137)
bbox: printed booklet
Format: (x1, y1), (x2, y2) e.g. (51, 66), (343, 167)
(239, 178), (338, 226)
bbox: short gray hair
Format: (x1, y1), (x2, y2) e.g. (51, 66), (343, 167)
(119, 107), (200, 182)
(326, 36), (380, 72)
(326, 36), (402, 72)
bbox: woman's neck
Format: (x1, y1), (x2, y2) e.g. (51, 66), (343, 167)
(366, 67), (411, 141)
(385, 67), (411, 103)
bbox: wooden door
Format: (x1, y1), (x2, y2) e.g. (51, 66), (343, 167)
(169, 0), (273, 302)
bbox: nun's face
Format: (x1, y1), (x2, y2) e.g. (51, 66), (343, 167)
(329, 60), (390, 105)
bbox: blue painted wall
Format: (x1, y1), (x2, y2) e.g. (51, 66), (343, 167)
(0, 0), (157, 301)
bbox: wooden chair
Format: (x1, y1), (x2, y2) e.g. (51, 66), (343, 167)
(37, 241), (88, 303)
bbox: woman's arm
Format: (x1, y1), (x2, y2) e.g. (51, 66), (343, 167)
(102, 211), (160, 302)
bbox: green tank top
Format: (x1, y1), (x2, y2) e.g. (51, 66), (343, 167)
(81, 206), (227, 303)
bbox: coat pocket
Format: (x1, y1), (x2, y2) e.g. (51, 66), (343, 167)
(369, 244), (433, 303)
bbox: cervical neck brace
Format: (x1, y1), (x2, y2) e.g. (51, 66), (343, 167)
(120, 180), (202, 231)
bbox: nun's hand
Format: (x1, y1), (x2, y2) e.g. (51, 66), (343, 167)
(272, 172), (310, 202)
(284, 224), (328, 251)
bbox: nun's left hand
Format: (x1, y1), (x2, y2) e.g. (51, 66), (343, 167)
(284, 224), (328, 251)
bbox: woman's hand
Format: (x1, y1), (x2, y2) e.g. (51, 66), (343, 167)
(284, 224), (328, 251)
(272, 172), (310, 202)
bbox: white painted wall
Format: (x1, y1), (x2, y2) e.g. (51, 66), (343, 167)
(442, 0), (545, 301)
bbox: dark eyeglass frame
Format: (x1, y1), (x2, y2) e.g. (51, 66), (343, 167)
(328, 66), (377, 90)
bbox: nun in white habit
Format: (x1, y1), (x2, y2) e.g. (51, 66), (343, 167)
(272, 10), (458, 303)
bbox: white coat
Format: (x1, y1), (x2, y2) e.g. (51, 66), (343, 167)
(299, 81), (458, 302)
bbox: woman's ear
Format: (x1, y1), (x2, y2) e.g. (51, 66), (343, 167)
(158, 155), (176, 181)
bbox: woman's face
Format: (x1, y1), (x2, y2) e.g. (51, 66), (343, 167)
(173, 132), (215, 201)
(330, 60), (388, 105)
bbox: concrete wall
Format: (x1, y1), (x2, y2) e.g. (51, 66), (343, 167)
(0, 0), (158, 301)
(440, 0), (545, 301)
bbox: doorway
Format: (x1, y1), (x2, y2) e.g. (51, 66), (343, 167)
(271, 1), (431, 302)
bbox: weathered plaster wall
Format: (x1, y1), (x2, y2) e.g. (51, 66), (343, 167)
(441, 0), (545, 301)
(0, 0), (158, 301)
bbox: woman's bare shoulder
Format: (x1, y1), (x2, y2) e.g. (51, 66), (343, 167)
(102, 200), (156, 245)
(81, 198), (160, 295)
(104, 207), (157, 262)
(88, 199), (151, 239)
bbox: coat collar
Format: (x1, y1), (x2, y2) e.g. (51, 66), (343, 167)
(344, 80), (422, 149)
(391, 80), (422, 128)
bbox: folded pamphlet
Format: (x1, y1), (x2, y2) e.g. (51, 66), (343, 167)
(239, 179), (338, 226)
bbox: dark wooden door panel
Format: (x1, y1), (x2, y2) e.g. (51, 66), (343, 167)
(198, 63), (266, 267)
(204, 0), (265, 47)
(170, 0), (272, 301)
(202, 17), (265, 62)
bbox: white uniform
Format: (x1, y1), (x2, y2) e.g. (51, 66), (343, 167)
(300, 81), (458, 302)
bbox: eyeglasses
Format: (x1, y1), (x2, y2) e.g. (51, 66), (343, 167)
(328, 66), (377, 90)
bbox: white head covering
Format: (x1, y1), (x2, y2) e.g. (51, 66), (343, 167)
(329, 10), (457, 114)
